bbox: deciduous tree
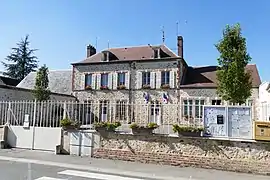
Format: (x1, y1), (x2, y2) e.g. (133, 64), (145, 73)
(215, 23), (252, 104)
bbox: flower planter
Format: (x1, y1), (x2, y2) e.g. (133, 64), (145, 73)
(100, 86), (109, 90)
(117, 86), (126, 90)
(161, 84), (170, 89)
(142, 85), (151, 89)
(95, 127), (115, 133)
(178, 131), (203, 137)
(62, 125), (78, 130)
(131, 128), (154, 135)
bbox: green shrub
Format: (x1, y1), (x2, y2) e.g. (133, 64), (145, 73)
(147, 122), (159, 129)
(94, 121), (121, 131)
(60, 118), (80, 128)
(60, 118), (73, 126)
(129, 123), (139, 129)
(129, 122), (159, 129)
(172, 124), (204, 133)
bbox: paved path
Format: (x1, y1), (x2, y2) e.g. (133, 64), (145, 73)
(0, 149), (269, 180)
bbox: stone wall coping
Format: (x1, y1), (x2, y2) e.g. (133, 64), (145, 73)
(64, 129), (263, 144)
(112, 131), (261, 144)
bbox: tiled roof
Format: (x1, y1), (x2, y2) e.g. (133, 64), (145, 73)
(181, 64), (261, 88)
(74, 44), (178, 64)
(0, 76), (21, 86)
(17, 70), (73, 95)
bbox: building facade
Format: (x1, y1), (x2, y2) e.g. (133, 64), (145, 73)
(71, 36), (261, 125)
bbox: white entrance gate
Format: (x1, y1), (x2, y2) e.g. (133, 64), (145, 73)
(3, 100), (64, 151)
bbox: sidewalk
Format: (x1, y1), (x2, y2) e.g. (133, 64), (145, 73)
(0, 149), (268, 180)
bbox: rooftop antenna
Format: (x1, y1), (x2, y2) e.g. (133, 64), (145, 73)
(162, 26), (165, 44)
(107, 40), (110, 49)
(95, 37), (98, 50)
(176, 22), (179, 36)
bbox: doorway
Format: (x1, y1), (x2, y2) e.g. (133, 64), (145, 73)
(149, 101), (161, 125)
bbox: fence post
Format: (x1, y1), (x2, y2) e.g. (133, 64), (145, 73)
(7, 102), (11, 125)
(63, 101), (67, 119)
(31, 99), (37, 150)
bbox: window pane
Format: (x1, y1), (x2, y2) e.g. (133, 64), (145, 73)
(101, 74), (108, 86)
(146, 72), (150, 84)
(85, 74), (92, 86)
(161, 71), (170, 85)
(142, 72), (150, 85)
(166, 72), (170, 84)
(118, 73), (125, 86)
(116, 101), (126, 120)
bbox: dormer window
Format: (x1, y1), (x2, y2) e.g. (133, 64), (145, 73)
(153, 49), (160, 58)
(102, 52), (109, 62)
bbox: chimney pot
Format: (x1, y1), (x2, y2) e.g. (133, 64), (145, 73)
(87, 44), (96, 58)
(177, 36), (183, 58)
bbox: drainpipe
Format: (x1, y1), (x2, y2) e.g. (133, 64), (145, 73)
(177, 59), (182, 123)
(129, 61), (136, 123)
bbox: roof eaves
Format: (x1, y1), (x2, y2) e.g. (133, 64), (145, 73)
(71, 57), (182, 65)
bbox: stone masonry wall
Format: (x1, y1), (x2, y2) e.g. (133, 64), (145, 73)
(73, 60), (260, 124)
(93, 133), (270, 175)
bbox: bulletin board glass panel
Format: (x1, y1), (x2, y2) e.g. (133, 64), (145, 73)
(203, 106), (228, 137)
(228, 106), (252, 139)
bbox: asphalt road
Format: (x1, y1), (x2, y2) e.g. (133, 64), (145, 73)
(0, 160), (153, 180)
(0, 149), (269, 180)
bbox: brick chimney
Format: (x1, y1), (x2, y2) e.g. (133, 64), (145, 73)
(177, 36), (183, 58)
(87, 44), (96, 58)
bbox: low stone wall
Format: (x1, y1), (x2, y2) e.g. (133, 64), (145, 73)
(93, 133), (270, 175)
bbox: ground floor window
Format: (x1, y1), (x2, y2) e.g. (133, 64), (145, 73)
(183, 99), (205, 119)
(116, 100), (127, 120)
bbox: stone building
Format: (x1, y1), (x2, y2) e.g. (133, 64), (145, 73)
(71, 36), (261, 125)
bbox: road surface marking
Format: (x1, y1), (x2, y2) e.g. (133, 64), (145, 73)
(58, 169), (144, 180)
(35, 177), (67, 180)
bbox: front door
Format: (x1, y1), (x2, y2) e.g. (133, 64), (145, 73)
(100, 101), (108, 122)
(150, 101), (161, 125)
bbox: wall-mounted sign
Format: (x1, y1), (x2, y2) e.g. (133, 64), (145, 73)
(217, 115), (224, 124)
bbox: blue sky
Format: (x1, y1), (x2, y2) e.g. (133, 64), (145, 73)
(0, 0), (269, 81)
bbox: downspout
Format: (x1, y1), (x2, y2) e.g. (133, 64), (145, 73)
(177, 59), (182, 123)
(129, 61), (135, 123)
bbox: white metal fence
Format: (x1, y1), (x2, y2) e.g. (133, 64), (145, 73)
(258, 102), (270, 121)
(0, 97), (256, 134)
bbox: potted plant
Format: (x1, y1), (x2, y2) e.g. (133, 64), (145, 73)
(117, 85), (126, 90)
(60, 118), (80, 130)
(85, 85), (92, 90)
(100, 85), (109, 90)
(94, 121), (121, 133)
(129, 122), (159, 135)
(142, 84), (151, 89)
(172, 124), (204, 137)
(161, 84), (170, 89)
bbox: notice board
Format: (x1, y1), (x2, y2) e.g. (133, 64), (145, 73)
(227, 106), (252, 139)
(203, 106), (227, 137)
